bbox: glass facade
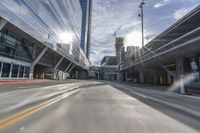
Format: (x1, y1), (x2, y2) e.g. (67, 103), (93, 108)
(0, 28), (33, 79)
(1, 63), (10, 78)
(0, 0), (90, 68)
(80, 0), (89, 51)
(11, 64), (19, 78)
(0, 62), (30, 78)
(79, 0), (92, 59)
(0, 29), (33, 62)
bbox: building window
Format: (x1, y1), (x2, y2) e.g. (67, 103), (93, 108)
(1, 63), (11, 78)
(11, 64), (19, 78)
(19, 66), (24, 78)
(0, 62), (2, 76)
(0, 30), (33, 62)
(24, 67), (30, 78)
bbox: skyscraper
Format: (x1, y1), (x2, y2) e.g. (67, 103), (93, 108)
(79, 0), (92, 59)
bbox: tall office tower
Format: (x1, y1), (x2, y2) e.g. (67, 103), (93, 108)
(79, 0), (92, 59)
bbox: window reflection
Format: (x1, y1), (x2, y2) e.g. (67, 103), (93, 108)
(24, 67), (30, 78)
(0, 29), (33, 62)
(1, 63), (11, 77)
(19, 66), (24, 78)
(11, 64), (19, 78)
(0, 0), (90, 66)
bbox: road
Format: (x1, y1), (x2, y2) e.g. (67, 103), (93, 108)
(0, 80), (77, 92)
(0, 80), (199, 133)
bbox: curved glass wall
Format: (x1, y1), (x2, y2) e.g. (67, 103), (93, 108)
(0, 0), (89, 68)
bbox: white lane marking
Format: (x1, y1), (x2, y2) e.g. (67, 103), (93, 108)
(138, 120), (145, 127)
(128, 90), (148, 98)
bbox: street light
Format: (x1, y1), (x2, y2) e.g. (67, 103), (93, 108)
(138, 0), (146, 47)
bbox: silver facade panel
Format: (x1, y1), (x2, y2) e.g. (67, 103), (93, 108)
(0, 0), (89, 68)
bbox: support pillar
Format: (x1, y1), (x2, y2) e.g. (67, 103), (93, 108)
(176, 58), (184, 80)
(167, 72), (172, 85)
(68, 64), (75, 74)
(9, 63), (13, 78)
(75, 71), (78, 79)
(176, 58), (186, 94)
(152, 68), (158, 84)
(118, 72), (123, 81)
(65, 63), (72, 72)
(54, 57), (64, 71)
(125, 72), (128, 82)
(139, 68), (144, 83)
(53, 57), (64, 80)
(29, 47), (48, 79)
(0, 62), (3, 77)
(68, 64), (75, 78)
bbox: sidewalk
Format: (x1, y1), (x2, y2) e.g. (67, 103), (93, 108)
(113, 81), (170, 91)
(107, 81), (200, 120)
(112, 81), (200, 95)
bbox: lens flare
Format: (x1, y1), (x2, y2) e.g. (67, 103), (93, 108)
(59, 32), (74, 44)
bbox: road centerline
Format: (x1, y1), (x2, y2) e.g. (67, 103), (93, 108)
(0, 89), (79, 130)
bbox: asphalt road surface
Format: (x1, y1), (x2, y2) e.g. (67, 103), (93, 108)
(0, 80), (199, 133)
(0, 80), (78, 92)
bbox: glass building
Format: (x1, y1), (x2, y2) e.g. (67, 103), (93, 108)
(0, 0), (90, 79)
(79, 0), (92, 59)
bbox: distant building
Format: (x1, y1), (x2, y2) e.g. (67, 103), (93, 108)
(89, 65), (101, 79)
(115, 37), (124, 64)
(101, 56), (117, 66)
(125, 46), (139, 61)
(79, 0), (93, 59)
(120, 47), (126, 62)
(118, 46), (139, 82)
(100, 56), (117, 81)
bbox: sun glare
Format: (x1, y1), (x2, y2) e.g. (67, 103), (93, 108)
(124, 31), (142, 47)
(59, 32), (74, 44)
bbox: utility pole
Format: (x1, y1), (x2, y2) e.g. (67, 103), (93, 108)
(139, 0), (146, 47)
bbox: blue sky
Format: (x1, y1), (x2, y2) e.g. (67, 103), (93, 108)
(90, 0), (200, 65)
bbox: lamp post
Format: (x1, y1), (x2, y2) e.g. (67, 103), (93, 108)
(138, 0), (146, 47)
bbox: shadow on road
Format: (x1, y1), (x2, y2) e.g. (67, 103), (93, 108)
(108, 83), (200, 131)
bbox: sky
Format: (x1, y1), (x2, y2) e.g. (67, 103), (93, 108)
(90, 0), (200, 65)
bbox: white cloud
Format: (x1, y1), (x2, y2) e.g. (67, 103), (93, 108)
(154, 0), (170, 8)
(174, 7), (193, 20)
(90, 0), (198, 65)
(90, 0), (140, 65)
